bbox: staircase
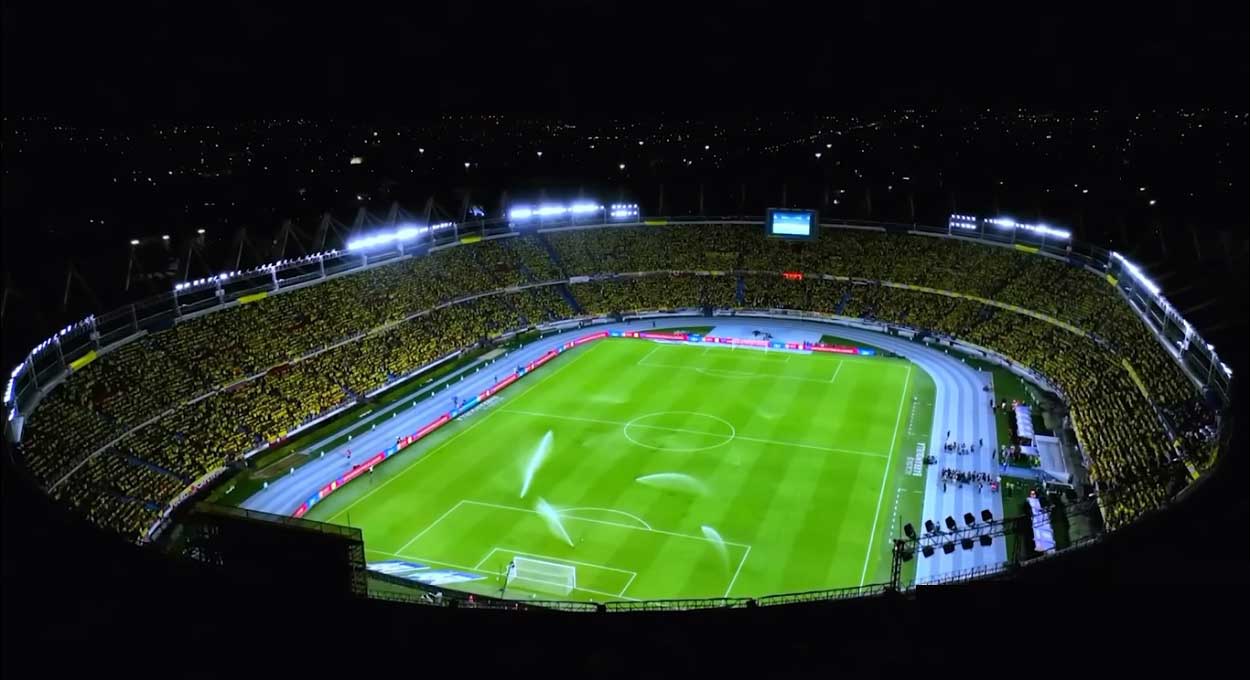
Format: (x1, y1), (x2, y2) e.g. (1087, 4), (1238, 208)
(124, 454), (191, 484)
(503, 238), (539, 284)
(557, 283), (585, 315)
(834, 289), (852, 316)
(537, 234), (569, 278)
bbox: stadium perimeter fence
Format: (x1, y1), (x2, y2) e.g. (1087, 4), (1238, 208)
(367, 571), (892, 613)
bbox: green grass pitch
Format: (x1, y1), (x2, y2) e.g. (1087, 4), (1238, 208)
(304, 339), (934, 602)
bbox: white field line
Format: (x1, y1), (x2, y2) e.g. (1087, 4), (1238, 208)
(619, 572), (638, 597)
(326, 343), (601, 522)
(638, 359), (835, 385)
(574, 586), (641, 601)
(636, 344), (662, 366)
(723, 545), (752, 598)
(461, 499), (752, 549)
(499, 408), (888, 459)
(859, 365), (912, 586)
(559, 506), (653, 530)
(365, 548), (639, 600)
(480, 546), (638, 577)
(829, 360), (846, 384)
(394, 500), (466, 554)
(364, 548), (479, 573)
(652, 342), (790, 365)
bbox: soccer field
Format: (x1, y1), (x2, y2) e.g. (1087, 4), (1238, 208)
(304, 338), (933, 602)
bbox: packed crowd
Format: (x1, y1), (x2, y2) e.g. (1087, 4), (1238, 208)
(18, 222), (1212, 539)
(570, 274), (736, 315)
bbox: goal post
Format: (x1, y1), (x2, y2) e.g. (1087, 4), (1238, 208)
(507, 556), (576, 596)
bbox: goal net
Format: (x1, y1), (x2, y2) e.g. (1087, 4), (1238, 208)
(508, 556), (576, 596)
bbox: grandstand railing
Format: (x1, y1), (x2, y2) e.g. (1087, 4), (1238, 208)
(366, 575), (891, 613)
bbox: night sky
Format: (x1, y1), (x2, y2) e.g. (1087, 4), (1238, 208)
(4, 1), (1247, 118)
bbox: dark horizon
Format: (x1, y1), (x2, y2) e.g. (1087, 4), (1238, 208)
(4, 2), (1248, 120)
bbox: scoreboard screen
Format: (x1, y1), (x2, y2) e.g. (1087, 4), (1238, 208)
(766, 209), (817, 240)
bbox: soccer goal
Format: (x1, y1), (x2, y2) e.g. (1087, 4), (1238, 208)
(507, 556), (576, 596)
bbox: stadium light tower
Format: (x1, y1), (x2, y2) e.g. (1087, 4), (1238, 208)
(125, 239), (139, 292)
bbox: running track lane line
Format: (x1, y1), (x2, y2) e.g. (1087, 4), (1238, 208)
(325, 343), (602, 523)
(859, 365), (912, 586)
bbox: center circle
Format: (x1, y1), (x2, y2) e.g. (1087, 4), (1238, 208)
(622, 411), (737, 452)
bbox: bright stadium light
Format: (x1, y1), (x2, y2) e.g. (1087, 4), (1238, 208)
(609, 203), (640, 220)
(984, 216), (1070, 240)
(1111, 251), (1161, 296)
(130, 239), (140, 245)
(510, 202), (604, 222)
(346, 224), (430, 251)
(947, 214), (978, 231)
(197, 228), (206, 234)
(162, 234), (170, 240)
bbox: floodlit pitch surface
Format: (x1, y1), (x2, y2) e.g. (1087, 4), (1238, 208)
(304, 339), (933, 602)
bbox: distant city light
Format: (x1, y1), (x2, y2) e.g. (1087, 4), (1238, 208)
(464, 162), (471, 168)
(197, 228), (206, 234)
(536, 151), (543, 157)
(815, 152), (822, 158)
(618, 163), (626, 170)
(349, 156), (363, 165)
(130, 239), (140, 245)
(162, 234), (170, 240)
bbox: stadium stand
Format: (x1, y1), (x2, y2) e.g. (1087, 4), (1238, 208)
(16, 223), (1214, 539)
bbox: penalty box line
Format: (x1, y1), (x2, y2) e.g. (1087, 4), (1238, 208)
(326, 342), (603, 524)
(366, 547), (640, 601)
(474, 546), (638, 576)
(460, 500), (750, 552)
(476, 547), (639, 598)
